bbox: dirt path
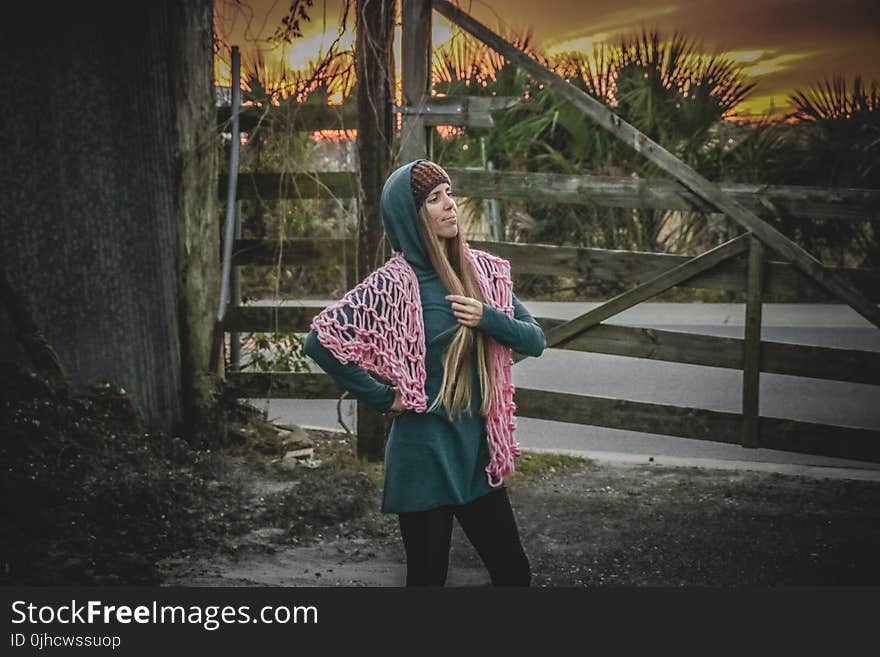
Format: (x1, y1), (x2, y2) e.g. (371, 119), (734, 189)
(160, 431), (880, 587)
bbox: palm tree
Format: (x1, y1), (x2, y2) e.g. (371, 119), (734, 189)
(787, 76), (880, 188)
(489, 30), (754, 255)
(425, 28), (760, 300)
(781, 76), (880, 266)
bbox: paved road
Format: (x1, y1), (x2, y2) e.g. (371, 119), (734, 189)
(247, 302), (880, 473)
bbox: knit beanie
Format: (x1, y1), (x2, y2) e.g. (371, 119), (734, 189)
(410, 160), (451, 209)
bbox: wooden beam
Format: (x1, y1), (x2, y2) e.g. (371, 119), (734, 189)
(398, 96), (521, 128)
(229, 201), (243, 371)
(513, 387), (880, 462)
(226, 371), (343, 398)
(513, 388), (740, 443)
(231, 238), (351, 267)
(472, 240), (879, 301)
(473, 240), (709, 278)
(355, 0), (397, 460)
(398, 0), (432, 164)
(222, 307), (880, 386)
(231, 237), (879, 301)
(761, 340), (880, 385)
(224, 306), (325, 333)
(759, 416), (880, 462)
(450, 170), (880, 221)
(224, 374), (880, 462)
(531, 319), (880, 386)
(756, 260), (879, 302)
(219, 172), (356, 200)
(542, 234), (750, 349)
(741, 235), (765, 448)
(224, 374), (880, 461)
(431, 0), (880, 328)
(218, 169), (880, 224)
(217, 104), (358, 132)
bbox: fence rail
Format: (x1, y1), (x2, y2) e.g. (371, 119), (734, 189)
(512, 387), (880, 463)
(219, 170), (880, 222)
(219, 172), (355, 200)
(231, 237), (880, 301)
(225, 306), (880, 386)
(218, 104), (357, 132)
(227, 371), (340, 398)
(225, 372), (880, 463)
(217, 96), (521, 132)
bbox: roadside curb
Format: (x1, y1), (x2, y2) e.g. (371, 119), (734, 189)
(301, 425), (880, 483)
(523, 447), (880, 483)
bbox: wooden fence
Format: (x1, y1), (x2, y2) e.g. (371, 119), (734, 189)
(224, 233), (880, 462)
(219, 0), (880, 464)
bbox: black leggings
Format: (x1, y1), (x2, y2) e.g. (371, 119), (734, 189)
(397, 487), (531, 587)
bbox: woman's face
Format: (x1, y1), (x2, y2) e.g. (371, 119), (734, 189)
(423, 182), (458, 240)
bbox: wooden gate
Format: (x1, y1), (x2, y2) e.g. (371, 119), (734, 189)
(223, 0), (880, 463)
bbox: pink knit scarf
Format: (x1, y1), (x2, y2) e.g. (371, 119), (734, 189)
(310, 246), (520, 486)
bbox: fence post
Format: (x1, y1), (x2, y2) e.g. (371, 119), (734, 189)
(211, 45), (241, 376)
(398, 0), (432, 164)
(741, 233), (765, 448)
(354, 0), (396, 460)
(229, 200), (242, 370)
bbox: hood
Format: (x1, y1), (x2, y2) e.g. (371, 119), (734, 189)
(381, 160), (432, 272)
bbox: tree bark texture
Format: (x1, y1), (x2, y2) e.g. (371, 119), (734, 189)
(169, 0), (224, 445)
(0, 1), (220, 439)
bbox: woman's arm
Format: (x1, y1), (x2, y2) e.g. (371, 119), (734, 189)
(477, 294), (546, 357)
(303, 329), (397, 414)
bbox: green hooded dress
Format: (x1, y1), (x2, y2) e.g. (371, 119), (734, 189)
(303, 161), (545, 514)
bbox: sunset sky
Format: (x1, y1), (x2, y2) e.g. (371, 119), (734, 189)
(215, 0), (880, 117)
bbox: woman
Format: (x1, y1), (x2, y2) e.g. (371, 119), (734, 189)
(304, 160), (546, 586)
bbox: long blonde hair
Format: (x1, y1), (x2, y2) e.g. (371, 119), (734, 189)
(418, 206), (498, 418)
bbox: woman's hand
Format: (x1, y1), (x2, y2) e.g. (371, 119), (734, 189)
(386, 387), (404, 418)
(446, 294), (483, 328)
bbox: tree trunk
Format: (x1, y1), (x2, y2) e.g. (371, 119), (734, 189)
(354, 0), (396, 460)
(169, 0), (225, 446)
(0, 1), (221, 442)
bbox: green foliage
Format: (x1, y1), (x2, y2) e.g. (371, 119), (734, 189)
(430, 28), (757, 276)
(221, 20), (878, 301)
(505, 451), (592, 487)
(713, 76), (880, 268)
(775, 76), (880, 266)
(783, 76), (880, 190)
(429, 27), (878, 279)
(240, 331), (311, 372)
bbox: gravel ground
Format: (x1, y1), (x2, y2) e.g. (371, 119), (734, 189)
(160, 430), (880, 587)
